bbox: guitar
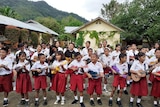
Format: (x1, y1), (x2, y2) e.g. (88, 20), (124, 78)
(131, 63), (160, 82)
(111, 65), (127, 79)
(14, 62), (30, 73)
(51, 60), (68, 74)
(88, 70), (99, 79)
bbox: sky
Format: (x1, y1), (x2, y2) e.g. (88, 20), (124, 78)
(30, 0), (129, 21)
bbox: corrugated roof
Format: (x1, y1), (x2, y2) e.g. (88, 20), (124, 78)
(26, 20), (59, 36)
(64, 26), (79, 33)
(0, 14), (45, 33)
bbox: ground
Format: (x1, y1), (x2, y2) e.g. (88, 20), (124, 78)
(0, 75), (154, 107)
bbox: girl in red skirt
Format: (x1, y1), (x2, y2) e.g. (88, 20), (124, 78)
(129, 52), (148, 107)
(13, 52), (32, 106)
(31, 53), (48, 107)
(51, 51), (68, 105)
(108, 53), (128, 107)
(86, 53), (104, 106)
(151, 58), (160, 107)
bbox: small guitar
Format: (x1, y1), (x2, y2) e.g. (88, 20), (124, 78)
(131, 63), (160, 82)
(88, 70), (99, 79)
(111, 65), (127, 78)
(14, 62), (30, 73)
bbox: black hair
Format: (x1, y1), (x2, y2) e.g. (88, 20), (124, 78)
(16, 52), (26, 64)
(137, 52), (145, 58)
(155, 48), (160, 52)
(116, 44), (121, 47)
(38, 53), (45, 58)
(1, 47), (8, 53)
(121, 47), (126, 52)
(75, 52), (81, 58)
(86, 41), (90, 44)
(119, 53), (127, 59)
(55, 51), (65, 60)
(88, 48), (93, 51)
(19, 51), (26, 57)
(18, 43), (24, 48)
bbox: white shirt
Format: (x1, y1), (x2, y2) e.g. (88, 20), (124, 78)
(97, 48), (104, 57)
(87, 62), (104, 78)
(111, 50), (120, 61)
(130, 60), (148, 72)
(68, 60), (86, 74)
(152, 66), (160, 73)
(13, 60), (30, 72)
(112, 62), (128, 75)
(41, 48), (49, 57)
(81, 48), (88, 56)
(0, 57), (12, 75)
(31, 52), (41, 61)
(31, 61), (48, 76)
(6, 52), (15, 64)
(52, 60), (68, 73)
(99, 54), (112, 67)
(57, 47), (63, 51)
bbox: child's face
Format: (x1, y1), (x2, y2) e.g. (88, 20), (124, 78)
(56, 54), (61, 61)
(76, 55), (82, 62)
(139, 55), (145, 62)
(0, 50), (7, 59)
(120, 56), (127, 63)
(104, 49), (109, 56)
(19, 54), (26, 60)
(91, 54), (98, 63)
(39, 55), (46, 62)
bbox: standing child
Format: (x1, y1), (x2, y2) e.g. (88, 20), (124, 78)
(68, 52), (86, 107)
(0, 47), (13, 107)
(13, 52), (32, 106)
(51, 51), (68, 105)
(86, 53), (104, 106)
(108, 53), (128, 107)
(31, 53), (48, 107)
(129, 52), (148, 107)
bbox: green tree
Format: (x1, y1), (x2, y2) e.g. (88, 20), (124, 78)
(61, 16), (84, 26)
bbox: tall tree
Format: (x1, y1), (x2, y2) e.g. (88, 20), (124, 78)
(61, 16), (84, 26)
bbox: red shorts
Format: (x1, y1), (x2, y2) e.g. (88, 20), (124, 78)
(104, 67), (111, 74)
(0, 74), (13, 92)
(112, 75), (126, 88)
(151, 78), (160, 97)
(87, 78), (102, 95)
(130, 77), (148, 96)
(34, 75), (47, 90)
(16, 73), (32, 93)
(51, 73), (67, 93)
(70, 74), (84, 92)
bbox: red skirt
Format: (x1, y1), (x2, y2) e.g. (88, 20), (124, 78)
(112, 75), (126, 88)
(150, 78), (160, 97)
(0, 74), (13, 92)
(70, 74), (84, 92)
(51, 73), (67, 93)
(149, 73), (155, 82)
(87, 78), (102, 95)
(104, 67), (111, 74)
(16, 73), (32, 93)
(130, 77), (148, 96)
(34, 75), (47, 90)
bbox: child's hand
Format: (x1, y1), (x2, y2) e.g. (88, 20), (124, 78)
(37, 69), (41, 73)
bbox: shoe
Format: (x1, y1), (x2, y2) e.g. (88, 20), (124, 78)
(129, 102), (133, 107)
(108, 99), (112, 106)
(61, 100), (65, 105)
(43, 100), (47, 106)
(117, 90), (120, 94)
(154, 104), (158, 107)
(80, 102), (86, 107)
(127, 84), (130, 87)
(136, 103), (143, 107)
(117, 101), (123, 107)
(3, 100), (8, 107)
(71, 99), (79, 104)
(124, 90), (128, 95)
(90, 100), (95, 106)
(25, 101), (29, 106)
(97, 99), (102, 105)
(34, 101), (39, 107)
(54, 100), (60, 104)
(20, 100), (26, 105)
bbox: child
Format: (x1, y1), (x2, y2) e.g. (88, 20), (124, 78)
(68, 52), (86, 107)
(129, 52), (148, 107)
(13, 52), (32, 106)
(0, 47), (13, 107)
(99, 47), (112, 92)
(108, 53), (128, 107)
(31, 53), (48, 107)
(51, 51), (68, 105)
(86, 53), (104, 106)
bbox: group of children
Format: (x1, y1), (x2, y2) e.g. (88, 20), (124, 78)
(0, 41), (160, 107)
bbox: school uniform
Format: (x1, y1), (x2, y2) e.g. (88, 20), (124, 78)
(111, 50), (120, 62)
(13, 60), (32, 93)
(150, 66), (160, 97)
(130, 60), (148, 96)
(31, 61), (48, 90)
(0, 57), (13, 92)
(51, 60), (68, 93)
(68, 60), (86, 92)
(81, 47), (89, 56)
(87, 62), (104, 95)
(112, 63), (128, 88)
(99, 54), (112, 74)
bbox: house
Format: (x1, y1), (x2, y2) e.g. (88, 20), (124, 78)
(71, 17), (123, 49)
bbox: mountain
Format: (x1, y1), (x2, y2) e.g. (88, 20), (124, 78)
(0, 0), (88, 22)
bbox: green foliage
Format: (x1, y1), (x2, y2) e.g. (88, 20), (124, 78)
(30, 32), (39, 47)
(61, 16), (84, 26)
(89, 31), (100, 45)
(75, 31), (85, 47)
(58, 33), (75, 42)
(0, 0), (87, 22)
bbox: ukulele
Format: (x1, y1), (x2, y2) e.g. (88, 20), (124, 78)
(111, 65), (127, 79)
